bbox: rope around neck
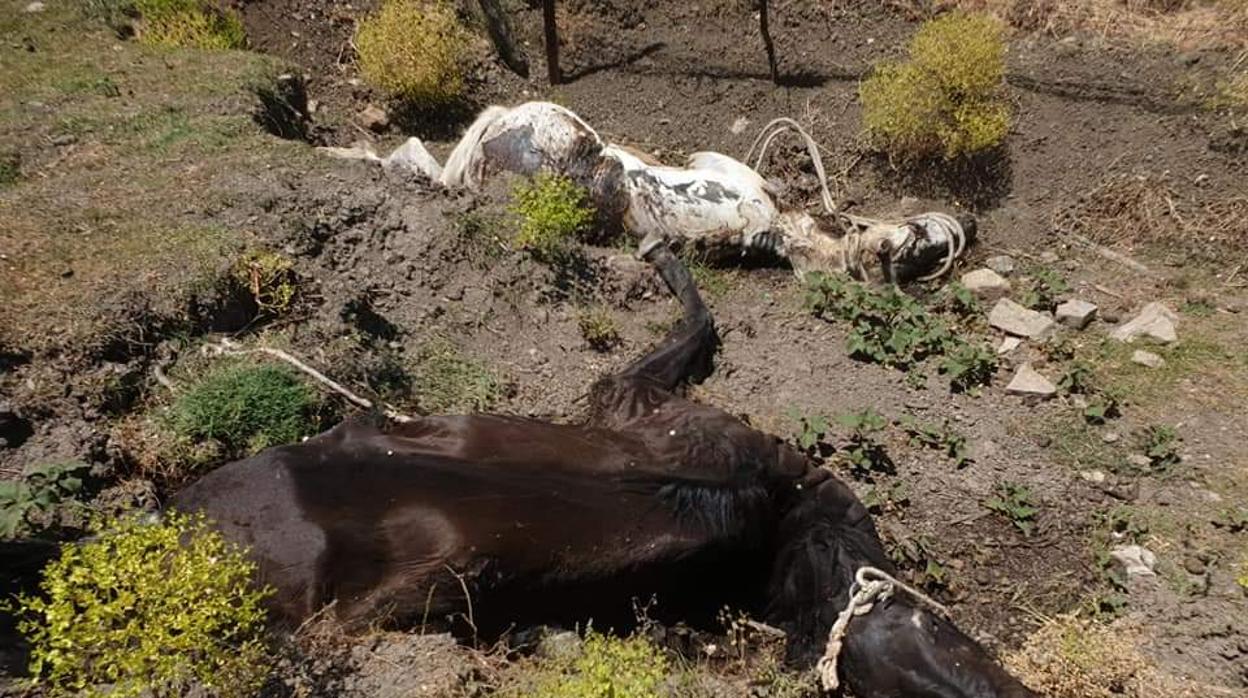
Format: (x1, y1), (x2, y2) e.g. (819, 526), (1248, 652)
(816, 566), (952, 692)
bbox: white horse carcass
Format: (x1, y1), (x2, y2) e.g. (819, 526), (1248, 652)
(322, 102), (971, 283)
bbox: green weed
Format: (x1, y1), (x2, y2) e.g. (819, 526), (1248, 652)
(1019, 266), (1069, 312)
(0, 462), (91, 539)
(865, 480), (911, 515)
(889, 535), (948, 591)
(509, 173), (596, 259)
(412, 340), (503, 413)
(836, 409), (892, 474)
(134, 0), (247, 50)
(355, 0), (469, 106)
(984, 482), (1039, 535)
(785, 407), (830, 452)
(11, 512), (270, 698)
(577, 306), (621, 352)
(0, 151), (20, 187)
(1140, 425), (1181, 473)
(233, 249), (299, 315)
(526, 631), (669, 698)
(898, 415), (970, 467)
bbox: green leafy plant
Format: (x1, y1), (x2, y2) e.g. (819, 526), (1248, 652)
(804, 273), (996, 391)
(134, 0), (247, 50)
(1057, 361), (1094, 394)
(413, 339), (503, 413)
(355, 0), (470, 106)
(169, 360), (321, 455)
(577, 306), (621, 352)
(0, 151), (20, 187)
(510, 173), (596, 259)
(0, 462), (91, 539)
(984, 482), (1039, 535)
(11, 512), (271, 698)
(1018, 266), (1069, 312)
(836, 409), (892, 474)
(939, 280), (980, 316)
(1214, 507), (1248, 533)
(1082, 391), (1122, 425)
(865, 480), (911, 514)
(1140, 425), (1181, 472)
(233, 249), (299, 315)
(785, 407), (830, 451)
(889, 535), (948, 591)
(531, 630), (669, 698)
(859, 11), (1010, 160)
(899, 415), (970, 467)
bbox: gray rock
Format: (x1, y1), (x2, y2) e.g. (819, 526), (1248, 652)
(1039, 251), (1061, 264)
(1005, 363), (1057, 398)
(997, 336), (1022, 355)
(984, 255), (1016, 276)
(1055, 299), (1098, 329)
(1126, 453), (1152, 469)
(24, 0), (43, 11)
(1080, 470), (1107, 483)
(537, 630), (584, 662)
(730, 116), (750, 134)
(989, 299), (1057, 339)
(1110, 302), (1178, 343)
(1102, 431), (1121, 444)
(1109, 544), (1157, 580)
(1131, 349), (1165, 368)
(961, 268), (1011, 301)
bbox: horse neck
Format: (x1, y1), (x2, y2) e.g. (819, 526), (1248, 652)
(440, 105), (509, 188)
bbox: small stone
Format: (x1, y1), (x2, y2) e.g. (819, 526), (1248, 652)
(357, 104), (389, 132)
(989, 299), (1057, 339)
(24, 0), (44, 11)
(1102, 431), (1121, 444)
(1055, 299), (1098, 329)
(1005, 363), (1057, 398)
(1080, 470), (1107, 483)
(1039, 251), (1061, 264)
(961, 268), (1012, 301)
(1183, 556), (1207, 575)
(984, 255), (1016, 276)
(1131, 350), (1165, 368)
(997, 336), (1022, 355)
(50, 133), (77, 146)
(1126, 454), (1152, 469)
(1109, 544), (1157, 580)
(729, 116), (749, 134)
(1110, 302), (1179, 343)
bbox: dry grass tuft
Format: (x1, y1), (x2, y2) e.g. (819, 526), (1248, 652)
(947, 0), (1248, 51)
(1005, 616), (1227, 697)
(1052, 172), (1248, 263)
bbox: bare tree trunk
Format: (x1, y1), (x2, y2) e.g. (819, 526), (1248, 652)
(759, 0), (779, 84)
(542, 0), (561, 85)
(478, 0), (529, 78)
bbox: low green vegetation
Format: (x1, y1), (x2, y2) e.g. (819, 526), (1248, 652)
(412, 340), (503, 413)
(984, 482), (1039, 535)
(510, 173), (596, 259)
(836, 409), (892, 474)
(233, 249), (300, 315)
(454, 210), (508, 265)
(355, 0), (470, 106)
(169, 360), (321, 455)
(517, 631), (670, 698)
(11, 512), (271, 698)
(1019, 266), (1069, 312)
(899, 415), (970, 467)
(785, 407), (830, 451)
(134, 0), (248, 50)
(0, 151), (20, 187)
(803, 273), (997, 392)
(577, 306), (621, 352)
(1139, 424), (1181, 473)
(889, 535), (948, 591)
(859, 11), (1011, 160)
(0, 462), (91, 539)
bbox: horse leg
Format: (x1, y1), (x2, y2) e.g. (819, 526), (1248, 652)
(618, 241), (716, 389)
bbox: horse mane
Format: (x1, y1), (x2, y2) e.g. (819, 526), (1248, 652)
(440, 105), (509, 189)
(650, 476), (774, 544)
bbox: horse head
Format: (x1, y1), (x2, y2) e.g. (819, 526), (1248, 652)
(766, 470), (1038, 698)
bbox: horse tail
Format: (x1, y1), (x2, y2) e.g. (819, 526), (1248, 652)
(0, 539), (61, 599)
(440, 105), (510, 189)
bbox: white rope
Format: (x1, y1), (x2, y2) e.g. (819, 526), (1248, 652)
(201, 338), (416, 423)
(816, 566), (951, 692)
(745, 117), (837, 215)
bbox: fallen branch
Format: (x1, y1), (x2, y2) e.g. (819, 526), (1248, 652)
(1059, 231), (1162, 279)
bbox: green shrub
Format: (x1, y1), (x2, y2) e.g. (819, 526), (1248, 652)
(577, 306), (620, 352)
(355, 0), (470, 105)
(134, 0), (247, 50)
(532, 631), (670, 698)
(413, 340), (502, 413)
(510, 173), (596, 258)
(860, 11), (1010, 160)
(12, 512), (271, 698)
(169, 360), (320, 454)
(984, 482), (1039, 535)
(233, 249), (299, 315)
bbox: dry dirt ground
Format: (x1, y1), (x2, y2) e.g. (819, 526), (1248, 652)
(2, 0), (1247, 695)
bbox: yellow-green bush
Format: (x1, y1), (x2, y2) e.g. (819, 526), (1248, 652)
(509, 172), (596, 258)
(234, 249), (299, 315)
(355, 0), (471, 105)
(13, 512), (271, 698)
(134, 0), (247, 50)
(860, 11), (1011, 160)
(532, 631), (670, 698)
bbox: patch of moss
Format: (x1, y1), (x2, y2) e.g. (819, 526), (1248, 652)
(355, 0), (470, 106)
(412, 340), (503, 413)
(509, 631), (671, 698)
(860, 11), (1011, 160)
